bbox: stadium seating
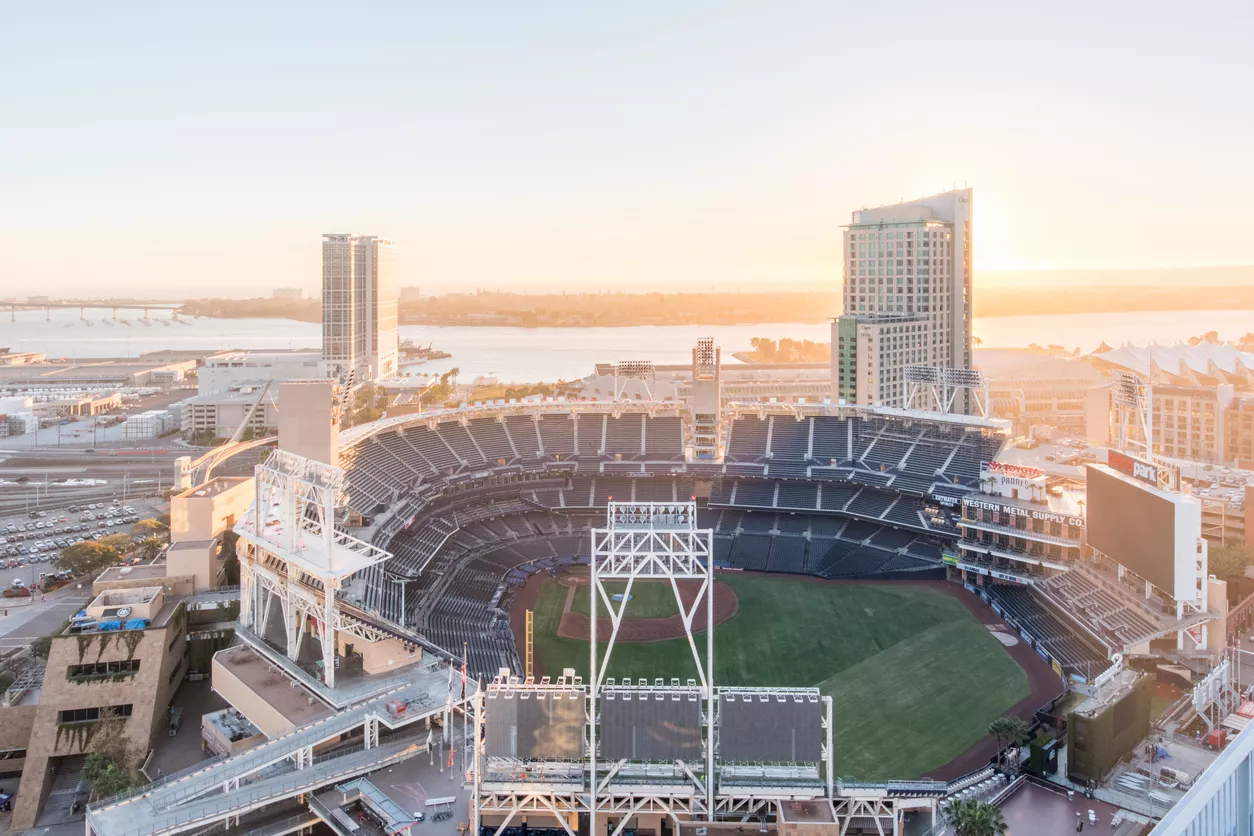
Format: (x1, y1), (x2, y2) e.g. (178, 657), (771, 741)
(982, 584), (1110, 676)
(768, 417), (810, 459)
(726, 416), (769, 461)
(334, 405), (1005, 677)
(767, 536), (808, 573)
(1035, 567), (1164, 649)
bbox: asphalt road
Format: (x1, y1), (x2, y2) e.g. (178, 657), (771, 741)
(0, 584), (93, 651)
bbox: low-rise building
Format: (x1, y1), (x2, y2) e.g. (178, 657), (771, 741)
(954, 461), (1086, 584)
(170, 477), (253, 542)
(197, 349), (322, 396)
(122, 409), (176, 439)
(179, 390), (278, 441)
(9, 586), (189, 829)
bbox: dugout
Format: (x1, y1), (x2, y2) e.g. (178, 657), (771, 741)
(1066, 673), (1151, 784)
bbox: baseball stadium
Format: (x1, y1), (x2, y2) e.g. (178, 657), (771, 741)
(333, 395), (1059, 783)
(83, 365), (1224, 836)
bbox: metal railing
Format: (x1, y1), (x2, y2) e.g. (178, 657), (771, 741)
(87, 738), (426, 836)
(232, 624), (426, 708)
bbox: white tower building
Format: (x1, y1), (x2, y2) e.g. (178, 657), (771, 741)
(832, 188), (974, 411)
(321, 234), (398, 385)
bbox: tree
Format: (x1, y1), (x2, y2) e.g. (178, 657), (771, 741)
(988, 716), (1030, 772)
(749, 338), (778, 362)
(82, 753), (133, 800)
(945, 799), (1008, 836)
(1208, 540), (1254, 584)
(56, 542), (121, 577)
(82, 708), (140, 801)
(131, 518), (169, 541)
(97, 533), (136, 558)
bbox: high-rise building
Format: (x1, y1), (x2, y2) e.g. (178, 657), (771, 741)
(321, 234), (398, 384)
(831, 188), (973, 410)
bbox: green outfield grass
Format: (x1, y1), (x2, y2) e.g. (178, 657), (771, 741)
(530, 573), (1029, 780)
(568, 580), (683, 618)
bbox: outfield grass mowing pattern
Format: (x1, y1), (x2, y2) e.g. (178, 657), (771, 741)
(531, 573), (1029, 780)
(569, 580), (683, 619)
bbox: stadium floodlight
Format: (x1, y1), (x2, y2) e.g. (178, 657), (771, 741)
(903, 365), (989, 417)
(939, 367), (985, 389)
(612, 360), (656, 401)
(695, 337), (717, 374)
(1110, 369), (1144, 407)
(614, 360), (655, 379)
(903, 366), (941, 385)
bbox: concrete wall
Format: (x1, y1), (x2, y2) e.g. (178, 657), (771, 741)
(335, 632), (422, 676)
(170, 478), (253, 542)
(165, 541), (221, 593)
(278, 380), (338, 464)
(11, 607), (188, 829)
(210, 654), (302, 738)
(0, 704), (37, 780)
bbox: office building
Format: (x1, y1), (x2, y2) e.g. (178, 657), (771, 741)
(321, 234), (398, 385)
(832, 188), (974, 410)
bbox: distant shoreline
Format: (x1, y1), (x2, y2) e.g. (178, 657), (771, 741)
(174, 284), (1254, 327)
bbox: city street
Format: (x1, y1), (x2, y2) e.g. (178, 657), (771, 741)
(0, 583), (93, 652)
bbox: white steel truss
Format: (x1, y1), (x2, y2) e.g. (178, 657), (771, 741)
(1110, 369), (1154, 459)
(236, 450), (395, 688)
(589, 501), (715, 836)
(831, 797), (898, 836)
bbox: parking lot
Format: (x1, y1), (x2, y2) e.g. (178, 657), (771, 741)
(0, 496), (166, 591)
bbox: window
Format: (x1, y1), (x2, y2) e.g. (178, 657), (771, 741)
(58, 704), (134, 725)
(67, 660), (141, 681)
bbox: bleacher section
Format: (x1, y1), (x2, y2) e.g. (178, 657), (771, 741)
(725, 413), (1004, 496)
(982, 584), (1110, 676)
(1034, 563), (1175, 650)
(711, 478), (955, 535)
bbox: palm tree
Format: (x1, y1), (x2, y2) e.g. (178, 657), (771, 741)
(988, 716), (1030, 771)
(137, 536), (166, 562)
(945, 798), (1008, 836)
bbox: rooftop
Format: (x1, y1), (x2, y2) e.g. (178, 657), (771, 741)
(97, 564), (170, 583)
(989, 778), (1136, 836)
(214, 645), (332, 727)
(965, 482), (1087, 518)
(177, 477), (251, 499)
(168, 538), (218, 553)
(65, 591), (183, 636)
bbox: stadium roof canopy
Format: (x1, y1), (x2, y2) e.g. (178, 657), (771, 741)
(1090, 342), (1254, 387)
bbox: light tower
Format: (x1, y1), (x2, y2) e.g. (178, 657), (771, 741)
(589, 501), (715, 833)
(1110, 369), (1154, 458)
(690, 337), (722, 459)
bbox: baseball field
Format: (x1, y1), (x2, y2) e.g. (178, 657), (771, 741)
(523, 572), (1035, 781)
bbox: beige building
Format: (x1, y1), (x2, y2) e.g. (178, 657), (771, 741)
(277, 379), (339, 464)
(170, 477), (252, 543)
(833, 188), (974, 411)
(9, 586), (188, 829)
(179, 390), (278, 441)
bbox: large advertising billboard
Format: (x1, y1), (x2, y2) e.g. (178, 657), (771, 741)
(1085, 465), (1176, 592)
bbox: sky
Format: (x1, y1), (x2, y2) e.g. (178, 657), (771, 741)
(2, 1), (1252, 298)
